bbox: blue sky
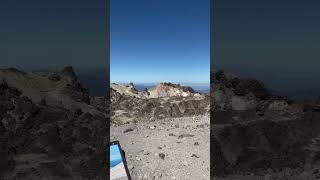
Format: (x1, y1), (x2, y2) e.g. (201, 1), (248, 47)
(110, 0), (210, 83)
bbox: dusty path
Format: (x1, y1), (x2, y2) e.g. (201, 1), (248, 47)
(111, 115), (210, 180)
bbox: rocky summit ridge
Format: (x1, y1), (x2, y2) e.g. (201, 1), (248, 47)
(0, 66), (105, 116)
(211, 70), (320, 179)
(0, 67), (108, 180)
(110, 82), (209, 124)
(111, 82), (203, 99)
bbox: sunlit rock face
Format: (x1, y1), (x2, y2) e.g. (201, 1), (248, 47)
(110, 82), (209, 124)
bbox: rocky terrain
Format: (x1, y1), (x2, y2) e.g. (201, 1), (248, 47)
(6, 66), (319, 179)
(0, 67), (104, 115)
(111, 83), (209, 124)
(0, 67), (108, 180)
(111, 82), (202, 99)
(111, 115), (210, 180)
(211, 70), (320, 179)
(111, 82), (210, 179)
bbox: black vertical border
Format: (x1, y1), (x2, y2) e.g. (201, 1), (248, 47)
(106, 0), (111, 179)
(210, 0), (215, 179)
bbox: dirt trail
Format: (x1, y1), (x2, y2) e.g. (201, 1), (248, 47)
(111, 115), (210, 180)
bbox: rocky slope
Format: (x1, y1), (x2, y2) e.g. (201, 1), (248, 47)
(146, 82), (202, 98)
(0, 67), (108, 180)
(111, 82), (203, 99)
(0, 67), (103, 116)
(211, 70), (320, 179)
(111, 83), (210, 179)
(111, 83), (209, 124)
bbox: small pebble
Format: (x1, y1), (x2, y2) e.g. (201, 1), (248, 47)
(191, 154), (199, 158)
(159, 153), (165, 160)
(123, 128), (134, 133)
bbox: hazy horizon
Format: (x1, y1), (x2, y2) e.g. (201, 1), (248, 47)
(110, 81), (209, 85)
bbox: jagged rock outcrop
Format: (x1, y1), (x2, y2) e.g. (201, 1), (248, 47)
(0, 78), (108, 180)
(212, 70), (289, 111)
(211, 70), (320, 177)
(111, 83), (209, 124)
(147, 83), (202, 98)
(0, 66), (101, 115)
(111, 83), (139, 97)
(111, 82), (203, 99)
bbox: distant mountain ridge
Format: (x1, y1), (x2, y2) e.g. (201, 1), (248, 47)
(215, 65), (320, 99)
(111, 82), (204, 99)
(110, 82), (209, 124)
(113, 82), (209, 95)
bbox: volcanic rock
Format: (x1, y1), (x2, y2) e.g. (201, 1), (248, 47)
(110, 82), (209, 124)
(212, 70), (320, 178)
(0, 77), (108, 180)
(0, 67), (101, 115)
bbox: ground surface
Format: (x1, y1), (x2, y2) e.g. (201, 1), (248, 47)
(213, 165), (320, 180)
(111, 115), (210, 180)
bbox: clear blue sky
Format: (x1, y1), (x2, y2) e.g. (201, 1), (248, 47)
(110, 0), (210, 83)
